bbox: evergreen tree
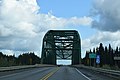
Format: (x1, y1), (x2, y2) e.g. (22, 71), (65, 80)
(93, 48), (95, 53)
(115, 46), (118, 54)
(99, 43), (104, 67)
(114, 47), (118, 66)
(108, 44), (112, 65)
(104, 46), (108, 65)
(108, 44), (114, 66)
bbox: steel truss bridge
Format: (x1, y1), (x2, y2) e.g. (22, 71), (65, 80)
(41, 30), (81, 65)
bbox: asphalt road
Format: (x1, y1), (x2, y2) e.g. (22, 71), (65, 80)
(0, 66), (116, 80)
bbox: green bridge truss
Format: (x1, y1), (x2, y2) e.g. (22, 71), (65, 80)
(41, 30), (81, 65)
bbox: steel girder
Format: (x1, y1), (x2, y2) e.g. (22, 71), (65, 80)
(41, 30), (81, 65)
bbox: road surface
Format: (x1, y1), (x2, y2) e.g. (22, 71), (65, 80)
(0, 66), (116, 80)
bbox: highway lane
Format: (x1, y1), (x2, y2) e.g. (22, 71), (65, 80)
(0, 66), (116, 80)
(48, 66), (90, 80)
(0, 67), (55, 80)
(48, 66), (116, 80)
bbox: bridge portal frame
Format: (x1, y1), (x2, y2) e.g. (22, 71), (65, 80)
(41, 30), (81, 65)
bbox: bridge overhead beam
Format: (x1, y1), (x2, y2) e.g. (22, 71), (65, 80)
(41, 30), (81, 65)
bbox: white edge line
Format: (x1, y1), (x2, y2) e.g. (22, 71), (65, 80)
(76, 68), (91, 80)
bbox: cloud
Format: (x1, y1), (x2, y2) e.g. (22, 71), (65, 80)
(90, 31), (120, 43)
(81, 0), (120, 58)
(91, 0), (120, 32)
(0, 0), (92, 56)
(82, 31), (120, 57)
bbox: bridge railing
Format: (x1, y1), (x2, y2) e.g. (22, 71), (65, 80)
(74, 65), (120, 79)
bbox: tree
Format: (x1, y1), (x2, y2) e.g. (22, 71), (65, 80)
(99, 43), (104, 67)
(115, 46), (118, 54)
(105, 46), (108, 65)
(0, 52), (41, 66)
(108, 44), (114, 66)
(17, 52), (41, 65)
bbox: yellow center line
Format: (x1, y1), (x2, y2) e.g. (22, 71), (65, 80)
(40, 67), (59, 80)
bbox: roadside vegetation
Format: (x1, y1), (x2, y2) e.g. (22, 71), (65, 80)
(82, 43), (120, 70)
(0, 52), (41, 67)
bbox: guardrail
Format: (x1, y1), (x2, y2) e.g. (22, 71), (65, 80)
(74, 65), (120, 79)
(0, 64), (55, 72)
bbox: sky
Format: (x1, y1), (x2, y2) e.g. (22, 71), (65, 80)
(0, 0), (120, 65)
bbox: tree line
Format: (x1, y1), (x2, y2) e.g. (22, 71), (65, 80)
(0, 52), (41, 67)
(82, 43), (120, 68)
